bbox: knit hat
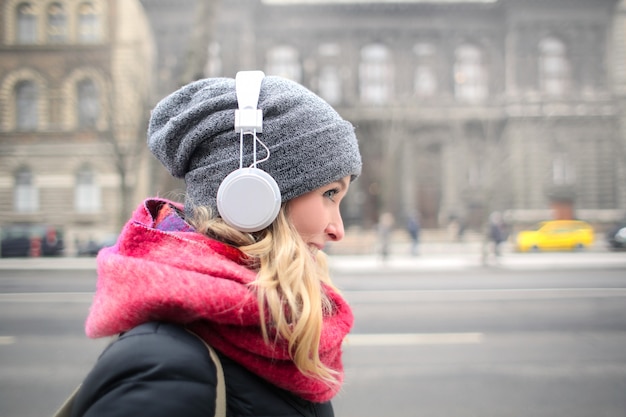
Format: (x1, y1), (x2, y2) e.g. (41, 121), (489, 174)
(147, 75), (362, 218)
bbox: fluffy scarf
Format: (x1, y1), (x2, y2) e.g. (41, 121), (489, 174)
(85, 198), (353, 403)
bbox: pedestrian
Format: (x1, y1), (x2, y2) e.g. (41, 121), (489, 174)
(406, 212), (420, 256)
(488, 211), (506, 257)
(65, 71), (362, 416)
(377, 212), (394, 261)
(447, 214), (465, 242)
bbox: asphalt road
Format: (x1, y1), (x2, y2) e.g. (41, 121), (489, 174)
(1, 264), (625, 417)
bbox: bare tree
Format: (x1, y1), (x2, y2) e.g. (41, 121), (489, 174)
(181, 0), (221, 84)
(99, 79), (152, 230)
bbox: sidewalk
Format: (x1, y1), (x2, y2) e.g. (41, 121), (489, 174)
(327, 250), (626, 273)
(0, 256), (97, 270)
(327, 237), (626, 272)
(0, 244), (624, 272)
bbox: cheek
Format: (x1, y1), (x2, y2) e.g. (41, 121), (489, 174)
(288, 197), (325, 237)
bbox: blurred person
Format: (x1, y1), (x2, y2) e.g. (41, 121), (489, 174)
(488, 211), (506, 257)
(406, 212), (421, 256)
(377, 212), (394, 261)
(447, 214), (466, 242)
(65, 72), (362, 417)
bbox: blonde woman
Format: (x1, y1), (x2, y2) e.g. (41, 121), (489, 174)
(69, 73), (362, 417)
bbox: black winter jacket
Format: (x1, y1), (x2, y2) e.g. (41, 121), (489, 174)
(70, 322), (335, 417)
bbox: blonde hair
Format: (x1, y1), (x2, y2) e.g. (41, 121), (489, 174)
(189, 205), (339, 386)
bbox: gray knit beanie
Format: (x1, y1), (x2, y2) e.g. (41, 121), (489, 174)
(147, 75), (362, 218)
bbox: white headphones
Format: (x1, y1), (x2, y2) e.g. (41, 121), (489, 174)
(216, 71), (282, 233)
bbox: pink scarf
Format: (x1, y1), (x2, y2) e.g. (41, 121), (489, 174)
(85, 198), (353, 402)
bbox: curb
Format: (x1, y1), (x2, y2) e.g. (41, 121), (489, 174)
(0, 257), (97, 270)
(328, 252), (626, 273)
(1, 251), (624, 272)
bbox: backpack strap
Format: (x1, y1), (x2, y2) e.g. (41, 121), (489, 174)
(186, 329), (227, 417)
(51, 384), (81, 417)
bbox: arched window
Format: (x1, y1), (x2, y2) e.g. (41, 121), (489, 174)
(552, 152), (575, 185)
(413, 43), (437, 98)
(14, 167), (39, 213)
(15, 80), (38, 130)
(16, 2), (37, 44)
(454, 44), (488, 103)
(75, 165), (101, 212)
(77, 79), (99, 128)
(359, 44), (393, 105)
(266, 46), (301, 82)
(77, 2), (100, 43)
(47, 2), (67, 43)
(539, 37), (570, 96)
(318, 66), (341, 105)
(415, 66), (437, 98)
(316, 43), (342, 105)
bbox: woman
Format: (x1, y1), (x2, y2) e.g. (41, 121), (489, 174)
(69, 73), (362, 416)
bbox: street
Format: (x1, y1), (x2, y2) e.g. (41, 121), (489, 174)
(332, 266), (626, 417)
(1, 255), (625, 417)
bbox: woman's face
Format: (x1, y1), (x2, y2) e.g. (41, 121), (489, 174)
(287, 175), (351, 251)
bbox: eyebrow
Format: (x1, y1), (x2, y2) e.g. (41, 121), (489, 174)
(336, 177), (350, 190)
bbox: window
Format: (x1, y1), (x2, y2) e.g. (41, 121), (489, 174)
(317, 43), (342, 105)
(16, 2), (37, 44)
(47, 3), (67, 43)
(415, 66), (437, 98)
(413, 43), (437, 98)
(552, 152), (575, 185)
(75, 165), (101, 213)
(15, 80), (38, 130)
(14, 167), (39, 213)
(454, 44), (488, 103)
(318, 66), (341, 105)
(77, 79), (99, 128)
(359, 44), (393, 105)
(539, 37), (569, 96)
(266, 46), (301, 82)
(77, 2), (100, 43)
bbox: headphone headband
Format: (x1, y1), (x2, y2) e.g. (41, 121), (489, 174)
(216, 71), (282, 233)
(235, 71), (265, 133)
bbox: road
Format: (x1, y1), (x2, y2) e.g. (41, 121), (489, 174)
(1, 256), (625, 417)
(332, 267), (626, 417)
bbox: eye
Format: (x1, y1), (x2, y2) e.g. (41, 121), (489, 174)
(323, 187), (340, 201)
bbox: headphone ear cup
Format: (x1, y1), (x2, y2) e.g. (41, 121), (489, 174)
(217, 168), (281, 232)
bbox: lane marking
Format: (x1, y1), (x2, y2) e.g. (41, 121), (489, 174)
(0, 292), (93, 303)
(345, 332), (484, 346)
(0, 336), (16, 345)
(2, 288), (624, 304)
(344, 288), (626, 303)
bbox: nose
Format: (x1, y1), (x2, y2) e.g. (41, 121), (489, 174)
(325, 210), (345, 242)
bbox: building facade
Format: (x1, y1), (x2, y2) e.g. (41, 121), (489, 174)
(201, 0), (624, 231)
(0, 0), (156, 253)
(1, 0), (624, 255)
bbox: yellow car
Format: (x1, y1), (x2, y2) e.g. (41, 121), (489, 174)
(515, 220), (594, 252)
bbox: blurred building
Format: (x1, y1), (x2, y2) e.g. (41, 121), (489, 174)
(1, 0), (624, 255)
(138, 0), (219, 196)
(199, 0), (624, 230)
(138, 0), (197, 98)
(0, 0), (156, 254)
